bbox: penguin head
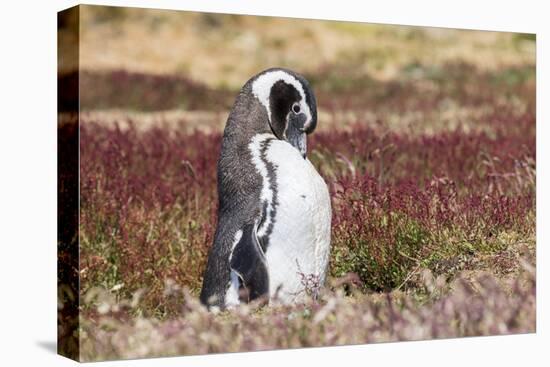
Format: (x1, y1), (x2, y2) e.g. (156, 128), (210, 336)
(249, 68), (317, 158)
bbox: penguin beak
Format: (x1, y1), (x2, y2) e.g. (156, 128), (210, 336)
(286, 114), (308, 159)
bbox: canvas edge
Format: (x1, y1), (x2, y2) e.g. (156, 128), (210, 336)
(57, 4), (81, 362)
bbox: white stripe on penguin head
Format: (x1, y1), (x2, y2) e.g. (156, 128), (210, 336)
(252, 70), (312, 129)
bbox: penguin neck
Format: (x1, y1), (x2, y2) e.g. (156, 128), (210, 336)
(224, 92), (275, 147)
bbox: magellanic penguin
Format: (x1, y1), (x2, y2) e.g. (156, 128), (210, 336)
(199, 68), (331, 310)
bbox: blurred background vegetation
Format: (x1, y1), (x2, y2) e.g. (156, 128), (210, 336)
(59, 5), (535, 115)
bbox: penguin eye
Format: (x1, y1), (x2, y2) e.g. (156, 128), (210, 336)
(292, 103), (301, 114)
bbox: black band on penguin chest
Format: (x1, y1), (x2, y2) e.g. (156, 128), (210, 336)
(257, 138), (278, 252)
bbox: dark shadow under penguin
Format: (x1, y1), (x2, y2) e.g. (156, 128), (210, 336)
(200, 68), (331, 310)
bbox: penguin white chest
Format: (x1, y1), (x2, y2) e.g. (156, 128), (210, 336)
(261, 138), (332, 303)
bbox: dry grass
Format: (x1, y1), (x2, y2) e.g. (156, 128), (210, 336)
(58, 5), (535, 88)
(79, 265), (535, 361)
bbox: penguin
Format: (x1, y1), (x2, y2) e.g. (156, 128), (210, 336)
(199, 68), (331, 309)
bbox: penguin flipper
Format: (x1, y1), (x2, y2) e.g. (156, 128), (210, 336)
(229, 222), (269, 302)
